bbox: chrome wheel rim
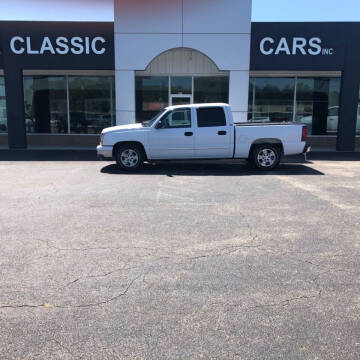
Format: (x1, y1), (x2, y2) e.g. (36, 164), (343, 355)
(257, 149), (276, 168)
(120, 149), (139, 168)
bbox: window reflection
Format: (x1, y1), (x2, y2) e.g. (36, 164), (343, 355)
(24, 75), (115, 134)
(248, 76), (341, 135)
(69, 76), (115, 134)
(135, 76), (229, 123)
(171, 77), (192, 95)
(0, 77), (7, 133)
(194, 77), (229, 104)
(24, 76), (67, 133)
(136, 76), (169, 123)
(296, 78), (341, 135)
(356, 87), (360, 135)
(248, 78), (295, 123)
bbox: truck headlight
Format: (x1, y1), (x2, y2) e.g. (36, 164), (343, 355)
(100, 133), (104, 146)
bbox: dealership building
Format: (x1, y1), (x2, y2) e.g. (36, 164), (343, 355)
(0, 0), (360, 151)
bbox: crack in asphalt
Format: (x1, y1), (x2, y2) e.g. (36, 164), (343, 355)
(4, 211), (356, 315)
(17, 237), (357, 298)
(0, 276), (141, 310)
(0, 304), (45, 309)
(189, 243), (262, 261)
(225, 293), (322, 312)
(61, 265), (138, 289)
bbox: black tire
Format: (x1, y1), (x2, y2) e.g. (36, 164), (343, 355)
(250, 144), (281, 171)
(115, 144), (144, 171)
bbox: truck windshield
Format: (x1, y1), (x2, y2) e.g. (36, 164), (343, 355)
(142, 109), (167, 127)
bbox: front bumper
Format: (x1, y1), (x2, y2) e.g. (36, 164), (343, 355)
(97, 145), (113, 160)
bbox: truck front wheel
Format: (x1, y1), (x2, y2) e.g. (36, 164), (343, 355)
(251, 144), (281, 170)
(115, 144), (144, 170)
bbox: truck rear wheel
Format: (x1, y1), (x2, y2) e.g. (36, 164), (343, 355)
(115, 144), (144, 171)
(251, 144), (281, 170)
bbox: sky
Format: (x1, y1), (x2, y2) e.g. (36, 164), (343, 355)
(0, 0), (360, 22)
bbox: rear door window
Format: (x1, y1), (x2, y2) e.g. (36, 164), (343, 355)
(197, 107), (227, 127)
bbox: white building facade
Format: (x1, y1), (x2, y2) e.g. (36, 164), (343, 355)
(114, 0), (252, 125)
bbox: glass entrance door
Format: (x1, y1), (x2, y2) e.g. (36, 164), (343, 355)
(170, 77), (193, 106)
(170, 95), (192, 106)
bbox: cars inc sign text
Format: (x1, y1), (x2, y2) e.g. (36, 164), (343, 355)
(260, 37), (334, 56)
(10, 36), (106, 55)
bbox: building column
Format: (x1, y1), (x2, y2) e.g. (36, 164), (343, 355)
(229, 70), (250, 123)
(115, 70), (136, 125)
(4, 66), (27, 149)
(337, 69), (359, 151)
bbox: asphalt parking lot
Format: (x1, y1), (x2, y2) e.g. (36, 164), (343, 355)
(0, 151), (359, 360)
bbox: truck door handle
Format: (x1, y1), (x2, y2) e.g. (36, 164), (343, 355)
(218, 131), (227, 135)
(184, 132), (193, 137)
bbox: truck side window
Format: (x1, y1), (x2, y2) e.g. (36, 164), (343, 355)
(161, 109), (191, 128)
(197, 107), (226, 127)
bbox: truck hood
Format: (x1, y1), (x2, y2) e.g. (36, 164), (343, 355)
(102, 123), (144, 134)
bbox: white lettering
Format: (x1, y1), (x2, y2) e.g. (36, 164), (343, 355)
(260, 37), (274, 55)
(308, 37), (322, 55)
(40, 36), (55, 54)
(70, 37), (84, 55)
(322, 48), (334, 56)
(10, 36), (25, 54)
(91, 37), (106, 55)
(10, 36), (106, 55)
(55, 37), (69, 55)
(292, 37), (307, 55)
(85, 37), (90, 54)
(26, 36), (39, 54)
(275, 37), (291, 55)
(259, 36), (328, 56)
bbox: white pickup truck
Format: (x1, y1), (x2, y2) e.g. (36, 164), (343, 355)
(97, 103), (309, 171)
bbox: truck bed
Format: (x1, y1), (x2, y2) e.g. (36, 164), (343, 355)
(234, 122), (305, 158)
(235, 122), (302, 127)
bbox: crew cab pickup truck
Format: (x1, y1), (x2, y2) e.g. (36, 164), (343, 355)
(97, 103), (309, 171)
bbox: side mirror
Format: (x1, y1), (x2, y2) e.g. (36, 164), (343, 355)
(155, 120), (163, 129)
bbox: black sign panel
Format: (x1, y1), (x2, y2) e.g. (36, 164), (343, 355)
(250, 22), (347, 71)
(0, 21), (114, 70)
(0, 21), (114, 149)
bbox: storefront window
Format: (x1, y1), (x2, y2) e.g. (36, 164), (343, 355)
(248, 76), (341, 134)
(69, 76), (115, 134)
(248, 78), (295, 123)
(194, 77), (229, 104)
(0, 77), (7, 133)
(24, 75), (115, 134)
(136, 76), (169, 123)
(24, 76), (67, 133)
(296, 78), (341, 135)
(135, 76), (229, 123)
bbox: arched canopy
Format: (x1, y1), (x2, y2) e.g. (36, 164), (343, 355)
(137, 47), (228, 76)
